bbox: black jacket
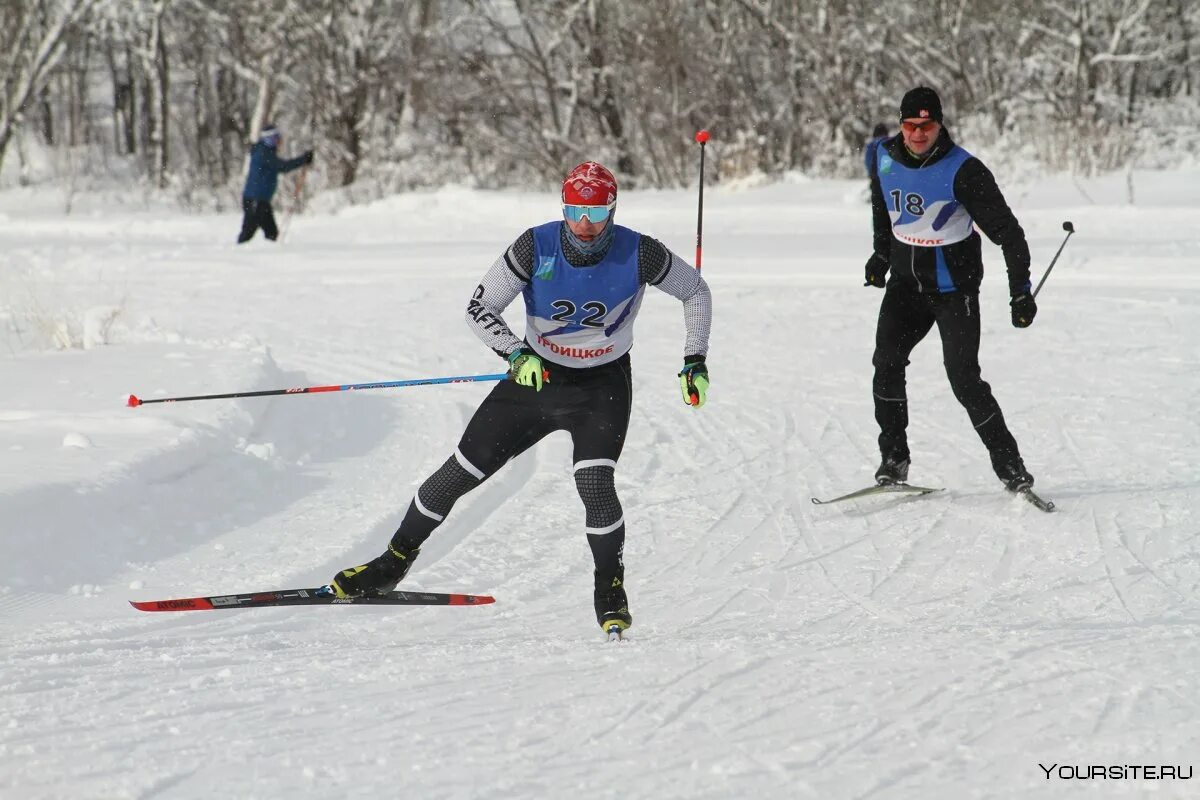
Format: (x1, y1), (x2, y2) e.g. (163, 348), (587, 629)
(869, 129), (1031, 295)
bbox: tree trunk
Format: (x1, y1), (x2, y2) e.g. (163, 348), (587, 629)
(125, 45), (138, 154)
(1178, 0), (1193, 96)
(0, 0), (96, 177)
(406, 0), (438, 130)
(586, 3), (633, 178)
(248, 55), (274, 144)
(39, 84), (54, 144)
(142, 2), (170, 188)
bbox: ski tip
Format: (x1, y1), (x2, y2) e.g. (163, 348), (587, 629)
(448, 594), (496, 606)
(130, 597), (212, 612)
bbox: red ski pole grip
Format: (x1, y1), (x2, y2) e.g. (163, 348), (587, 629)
(127, 394), (142, 408)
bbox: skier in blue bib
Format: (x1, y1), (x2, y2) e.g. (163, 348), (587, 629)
(864, 87), (1039, 493)
(330, 162), (713, 634)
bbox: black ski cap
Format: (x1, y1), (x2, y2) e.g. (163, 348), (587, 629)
(900, 87), (942, 122)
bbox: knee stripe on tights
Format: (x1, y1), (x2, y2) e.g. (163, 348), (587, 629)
(573, 458), (617, 473)
(454, 448), (486, 480)
(414, 493), (444, 522)
(586, 517), (624, 536)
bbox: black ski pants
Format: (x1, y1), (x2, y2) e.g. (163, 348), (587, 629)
(237, 198), (278, 243)
(872, 282), (1020, 466)
(390, 354), (634, 583)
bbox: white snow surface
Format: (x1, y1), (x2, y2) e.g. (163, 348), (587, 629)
(1, 172), (1198, 798)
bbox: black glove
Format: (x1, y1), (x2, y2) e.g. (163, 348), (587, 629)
(864, 254), (887, 288)
(1010, 293), (1037, 328)
(302, 150), (314, 165)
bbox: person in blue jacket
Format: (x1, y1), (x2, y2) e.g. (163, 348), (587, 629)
(863, 87), (1039, 494)
(237, 124), (313, 243)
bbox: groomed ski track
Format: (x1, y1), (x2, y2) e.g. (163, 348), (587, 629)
(1, 175), (1198, 798)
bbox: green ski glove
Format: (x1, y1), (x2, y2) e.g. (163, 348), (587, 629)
(678, 355), (709, 408)
(508, 348), (548, 391)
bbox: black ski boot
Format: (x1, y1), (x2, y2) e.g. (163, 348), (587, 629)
(874, 452), (910, 485)
(992, 453), (1034, 493)
(330, 544), (420, 598)
(594, 571), (632, 633)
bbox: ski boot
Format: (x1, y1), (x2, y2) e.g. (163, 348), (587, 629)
(874, 452), (910, 486)
(992, 453), (1053, 510)
(330, 544), (420, 598)
(992, 453), (1034, 493)
(594, 571), (632, 640)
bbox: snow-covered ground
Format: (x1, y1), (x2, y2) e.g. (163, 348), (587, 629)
(2, 170), (1198, 798)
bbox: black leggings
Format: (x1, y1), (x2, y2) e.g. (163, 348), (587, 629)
(872, 283), (1020, 463)
(237, 199), (278, 242)
(390, 355), (633, 580)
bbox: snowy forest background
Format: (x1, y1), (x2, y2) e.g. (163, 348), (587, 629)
(3, 0), (1200, 209)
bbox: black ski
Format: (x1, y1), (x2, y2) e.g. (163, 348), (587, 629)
(131, 585), (495, 612)
(811, 483), (942, 506)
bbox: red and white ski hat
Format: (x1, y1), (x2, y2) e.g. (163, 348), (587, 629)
(562, 161), (617, 206)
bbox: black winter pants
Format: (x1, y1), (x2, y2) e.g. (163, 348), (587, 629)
(872, 282), (1020, 466)
(390, 355), (634, 583)
(237, 198), (278, 243)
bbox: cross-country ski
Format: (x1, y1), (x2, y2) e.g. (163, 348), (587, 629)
(130, 586), (495, 612)
(812, 483), (943, 506)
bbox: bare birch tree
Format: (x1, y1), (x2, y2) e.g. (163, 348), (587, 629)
(0, 0), (98, 174)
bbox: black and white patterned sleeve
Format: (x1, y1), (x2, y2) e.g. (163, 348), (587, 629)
(465, 231), (533, 358)
(638, 237), (711, 358)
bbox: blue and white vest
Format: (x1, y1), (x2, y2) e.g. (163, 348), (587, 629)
(524, 221), (644, 368)
(876, 141), (975, 249)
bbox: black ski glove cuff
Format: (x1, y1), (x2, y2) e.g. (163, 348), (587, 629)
(681, 353), (708, 376)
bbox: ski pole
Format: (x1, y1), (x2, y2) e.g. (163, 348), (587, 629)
(1032, 221), (1075, 299)
(279, 165), (309, 243)
(694, 129), (709, 272)
(128, 372), (509, 408)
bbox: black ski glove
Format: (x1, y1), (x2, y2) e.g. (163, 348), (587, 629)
(302, 150), (315, 165)
(1010, 293), (1037, 328)
(864, 253), (887, 288)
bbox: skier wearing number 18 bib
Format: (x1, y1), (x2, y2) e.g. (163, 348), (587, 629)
(864, 86), (1040, 495)
(330, 161), (713, 635)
